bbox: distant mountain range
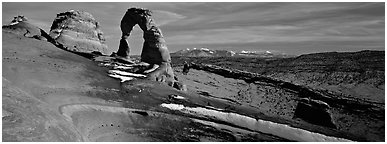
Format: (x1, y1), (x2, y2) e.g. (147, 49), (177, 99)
(171, 47), (294, 58)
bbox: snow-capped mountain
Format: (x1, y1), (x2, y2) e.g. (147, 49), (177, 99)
(237, 50), (276, 57)
(171, 48), (293, 58)
(171, 47), (236, 57)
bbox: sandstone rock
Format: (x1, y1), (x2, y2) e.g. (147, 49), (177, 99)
(115, 7), (178, 88)
(146, 62), (175, 87)
(9, 15), (28, 25)
(3, 15), (52, 41)
(118, 7), (171, 64)
(49, 10), (108, 54)
(293, 98), (337, 129)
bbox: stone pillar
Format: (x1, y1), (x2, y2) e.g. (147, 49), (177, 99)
(137, 14), (171, 65)
(117, 10), (137, 59)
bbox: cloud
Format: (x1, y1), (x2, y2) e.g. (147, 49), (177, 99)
(165, 19), (384, 45)
(152, 10), (186, 26)
(162, 2), (384, 53)
(2, 2), (384, 55)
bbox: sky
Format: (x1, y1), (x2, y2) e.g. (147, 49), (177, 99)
(2, 2), (385, 55)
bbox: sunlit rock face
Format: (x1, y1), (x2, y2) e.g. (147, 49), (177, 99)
(49, 10), (108, 54)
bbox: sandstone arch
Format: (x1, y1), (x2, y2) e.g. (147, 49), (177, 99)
(117, 8), (175, 86)
(117, 7), (171, 65)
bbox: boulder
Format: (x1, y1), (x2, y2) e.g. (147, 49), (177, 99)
(293, 98), (337, 129)
(146, 62), (175, 87)
(49, 10), (108, 54)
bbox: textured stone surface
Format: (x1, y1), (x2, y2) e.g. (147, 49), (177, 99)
(49, 10), (108, 54)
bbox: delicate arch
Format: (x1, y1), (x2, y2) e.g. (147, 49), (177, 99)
(116, 8), (171, 65)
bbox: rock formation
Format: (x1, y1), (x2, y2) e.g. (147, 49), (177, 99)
(117, 7), (175, 86)
(49, 10), (108, 54)
(9, 15), (28, 24)
(2, 15), (52, 41)
(294, 98), (337, 129)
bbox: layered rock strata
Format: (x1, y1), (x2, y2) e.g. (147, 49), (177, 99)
(49, 10), (108, 54)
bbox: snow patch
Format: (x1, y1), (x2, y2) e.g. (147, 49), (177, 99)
(200, 48), (210, 51)
(108, 74), (134, 82)
(205, 106), (224, 111)
(240, 50), (249, 54)
(9, 22), (19, 25)
(229, 51), (236, 56)
(102, 63), (118, 67)
(113, 65), (133, 70)
(174, 95), (186, 99)
(108, 70), (147, 78)
(160, 103), (352, 142)
(169, 94), (186, 100)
